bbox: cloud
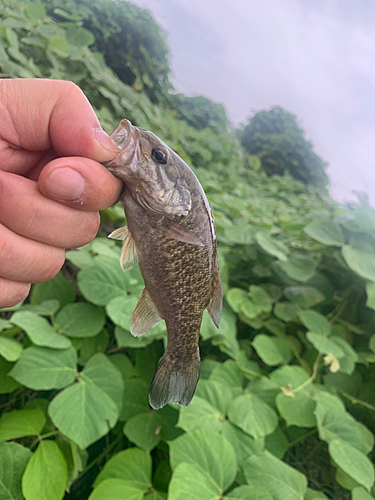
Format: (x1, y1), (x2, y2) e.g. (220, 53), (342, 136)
(133, 0), (375, 205)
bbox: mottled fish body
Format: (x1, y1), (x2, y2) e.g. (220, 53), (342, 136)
(105, 120), (222, 410)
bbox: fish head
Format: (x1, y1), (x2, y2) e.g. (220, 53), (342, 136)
(104, 119), (191, 216)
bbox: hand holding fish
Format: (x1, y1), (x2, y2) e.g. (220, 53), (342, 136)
(0, 79), (122, 308)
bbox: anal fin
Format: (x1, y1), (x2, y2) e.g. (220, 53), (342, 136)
(131, 288), (162, 337)
(206, 263), (223, 328)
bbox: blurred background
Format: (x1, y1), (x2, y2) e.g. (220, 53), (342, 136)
(132, 0), (375, 206)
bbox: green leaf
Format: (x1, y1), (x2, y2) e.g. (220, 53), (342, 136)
(0, 409), (45, 442)
(242, 451), (307, 500)
(78, 258), (129, 305)
(228, 393), (278, 439)
(0, 442), (32, 500)
(31, 273), (75, 308)
(352, 487), (374, 500)
(123, 412), (163, 451)
(222, 421), (264, 462)
(365, 282), (375, 311)
(256, 232), (288, 261)
(226, 288), (248, 314)
(94, 448), (151, 490)
(369, 335), (375, 354)
(9, 346), (76, 390)
(306, 333), (344, 358)
(264, 426), (289, 459)
(304, 221), (344, 246)
(342, 245), (375, 281)
(169, 429), (237, 492)
(224, 223), (255, 244)
(21, 300), (60, 316)
(209, 360), (243, 389)
(48, 35), (70, 58)
(317, 408), (372, 455)
(24, 2), (46, 20)
(276, 392), (316, 427)
(88, 479), (143, 500)
(248, 285), (272, 313)
(298, 310), (331, 336)
(55, 303), (105, 338)
(284, 286), (324, 308)
(178, 396), (226, 433)
(0, 337), (23, 362)
(114, 324), (166, 348)
(252, 334), (293, 366)
(106, 296), (138, 329)
(274, 302), (300, 322)
(226, 485), (273, 499)
(0, 358), (20, 394)
(65, 27), (95, 47)
(109, 354), (133, 381)
(329, 440), (374, 490)
(119, 379), (149, 421)
(278, 256), (317, 282)
(22, 441), (67, 500)
(48, 354), (123, 448)
(10, 312), (71, 349)
(168, 462), (220, 500)
(331, 336), (358, 374)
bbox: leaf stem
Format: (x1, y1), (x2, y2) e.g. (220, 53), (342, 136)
(338, 389), (375, 413)
(290, 353), (322, 395)
(78, 433), (123, 479)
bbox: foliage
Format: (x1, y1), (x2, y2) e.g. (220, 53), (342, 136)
(1, 2), (375, 500)
(239, 106), (329, 188)
(43, 0), (171, 103)
(168, 93), (229, 133)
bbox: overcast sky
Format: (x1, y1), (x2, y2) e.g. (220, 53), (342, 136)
(133, 0), (375, 205)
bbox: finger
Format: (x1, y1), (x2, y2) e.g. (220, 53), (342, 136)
(0, 79), (121, 173)
(38, 157), (123, 211)
(0, 278), (31, 309)
(0, 223), (65, 283)
(0, 171), (100, 248)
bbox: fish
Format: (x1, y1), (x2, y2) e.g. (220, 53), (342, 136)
(104, 119), (222, 410)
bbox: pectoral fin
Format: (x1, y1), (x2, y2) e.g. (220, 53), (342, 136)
(108, 226), (129, 241)
(131, 288), (162, 336)
(206, 263), (223, 328)
(160, 221), (204, 247)
(120, 231), (139, 270)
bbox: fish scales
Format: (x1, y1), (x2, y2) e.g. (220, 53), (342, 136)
(104, 119), (222, 409)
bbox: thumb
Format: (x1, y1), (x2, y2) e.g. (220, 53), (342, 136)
(0, 79), (121, 165)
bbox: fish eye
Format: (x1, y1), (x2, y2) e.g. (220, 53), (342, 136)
(152, 148), (168, 165)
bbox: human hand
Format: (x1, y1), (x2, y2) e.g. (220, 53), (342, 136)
(0, 79), (123, 308)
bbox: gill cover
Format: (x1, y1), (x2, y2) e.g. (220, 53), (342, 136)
(107, 120), (192, 217)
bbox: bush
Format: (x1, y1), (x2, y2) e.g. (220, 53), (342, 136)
(239, 106), (329, 188)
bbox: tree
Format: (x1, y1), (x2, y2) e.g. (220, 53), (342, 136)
(169, 93), (229, 133)
(239, 106), (328, 187)
(44, 0), (172, 103)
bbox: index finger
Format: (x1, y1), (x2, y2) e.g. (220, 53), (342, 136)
(0, 79), (120, 173)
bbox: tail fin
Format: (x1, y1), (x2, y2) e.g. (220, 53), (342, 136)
(148, 353), (200, 410)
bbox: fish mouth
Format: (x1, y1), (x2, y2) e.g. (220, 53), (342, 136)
(103, 119), (140, 174)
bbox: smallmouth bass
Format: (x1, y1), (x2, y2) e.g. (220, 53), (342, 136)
(105, 119), (222, 409)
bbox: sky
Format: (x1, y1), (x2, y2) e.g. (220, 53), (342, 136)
(132, 0), (375, 205)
